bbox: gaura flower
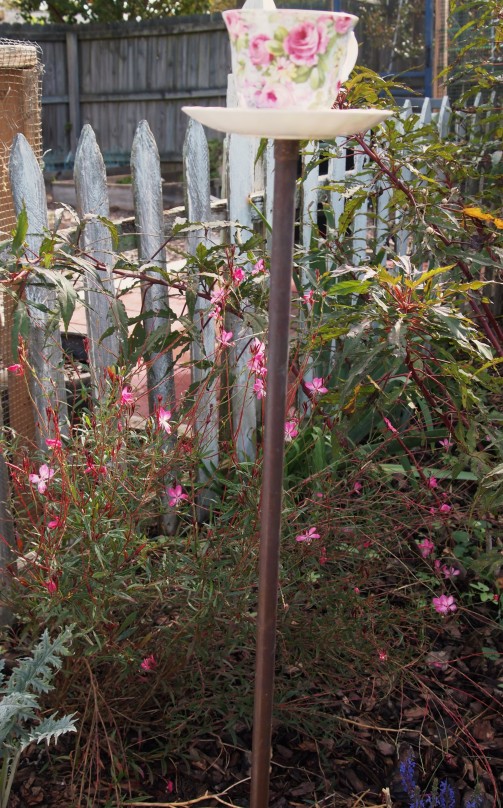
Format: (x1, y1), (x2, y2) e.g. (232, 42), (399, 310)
(426, 476), (438, 489)
(7, 363), (23, 376)
(120, 386), (135, 406)
(439, 438), (453, 450)
(352, 481), (363, 495)
(47, 517), (62, 530)
(303, 290), (315, 306)
(383, 416), (398, 434)
(29, 464), (55, 494)
(253, 377), (266, 399)
(432, 594), (457, 615)
(157, 407), (172, 434)
(439, 503), (452, 514)
(251, 258), (266, 275)
(232, 267), (246, 285)
(44, 578), (58, 595)
(140, 654), (157, 672)
(378, 649), (388, 662)
(45, 438), (62, 449)
(417, 538), (435, 558)
(305, 377), (328, 396)
(296, 526), (321, 544)
(167, 484), (188, 508)
(218, 330), (235, 347)
(284, 419), (299, 441)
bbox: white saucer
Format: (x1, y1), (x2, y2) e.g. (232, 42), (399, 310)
(182, 107), (394, 139)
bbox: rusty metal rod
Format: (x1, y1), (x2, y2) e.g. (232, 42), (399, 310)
(250, 139), (300, 808)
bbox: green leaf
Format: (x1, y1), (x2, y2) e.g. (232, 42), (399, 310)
(11, 208), (28, 253)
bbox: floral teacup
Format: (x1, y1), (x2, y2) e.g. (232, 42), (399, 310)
(223, 9), (358, 110)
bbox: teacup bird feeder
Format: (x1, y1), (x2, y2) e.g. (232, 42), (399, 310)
(184, 4), (393, 805)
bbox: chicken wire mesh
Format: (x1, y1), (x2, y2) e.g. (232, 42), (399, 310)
(0, 39), (43, 441)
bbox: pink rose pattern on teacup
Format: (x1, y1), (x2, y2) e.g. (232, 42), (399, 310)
(283, 21), (329, 67)
(224, 10), (357, 110)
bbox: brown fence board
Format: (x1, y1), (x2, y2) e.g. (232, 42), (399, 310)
(0, 16), (231, 167)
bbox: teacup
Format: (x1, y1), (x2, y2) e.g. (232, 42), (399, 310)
(223, 9), (358, 110)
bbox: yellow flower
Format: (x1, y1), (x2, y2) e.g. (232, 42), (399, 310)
(492, 217), (503, 229)
(462, 206), (494, 222)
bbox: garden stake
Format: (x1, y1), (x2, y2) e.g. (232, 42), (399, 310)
(250, 139), (300, 808)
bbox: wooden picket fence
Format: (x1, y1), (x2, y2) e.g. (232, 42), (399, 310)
(6, 93), (459, 464)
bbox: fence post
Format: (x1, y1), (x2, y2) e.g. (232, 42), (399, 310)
(9, 133), (67, 447)
(65, 31), (81, 158)
(74, 124), (120, 396)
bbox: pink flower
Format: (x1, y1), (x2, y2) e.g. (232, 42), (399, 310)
(383, 416), (397, 434)
(120, 386), (135, 406)
(210, 287), (227, 307)
(249, 34), (273, 66)
(284, 419), (299, 442)
(427, 476), (438, 489)
(232, 267), (246, 285)
(167, 484), (188, 508)
(333, 14), (354, 34)
(47, 517), (62, 529)
(140, 654), (157, 672)
(284, 21), (328, 66)
(218, 330), (235, 347)
(157, 407), (172, 434)
(253, 378), (266, 399)
(165, 779), (174, 795)
(305, 377), (328, 396)
(417, 538), (435, 558)
(29, 464), (55, 494)
(248, 339), (266, 374)
(354, 587), (360, 594)
(352, 481), (362, 495)
(441, 565), (460, 579)
(296, 526), (321, 544)
(439, 438), (453, 451)
(432, 594), (457, 615)
(303, 290), (315, 306)
(45, 438), (62, 449)
(378, 649), (388, 662)
(251, 259), (266, 275)
(223, 10), (248, 40)
(439, 503), (452, 514)
(7, 363), (23, 376)
(44, 578), (58, 595)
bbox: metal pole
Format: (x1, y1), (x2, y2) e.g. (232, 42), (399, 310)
(250, 139), (300, 808)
